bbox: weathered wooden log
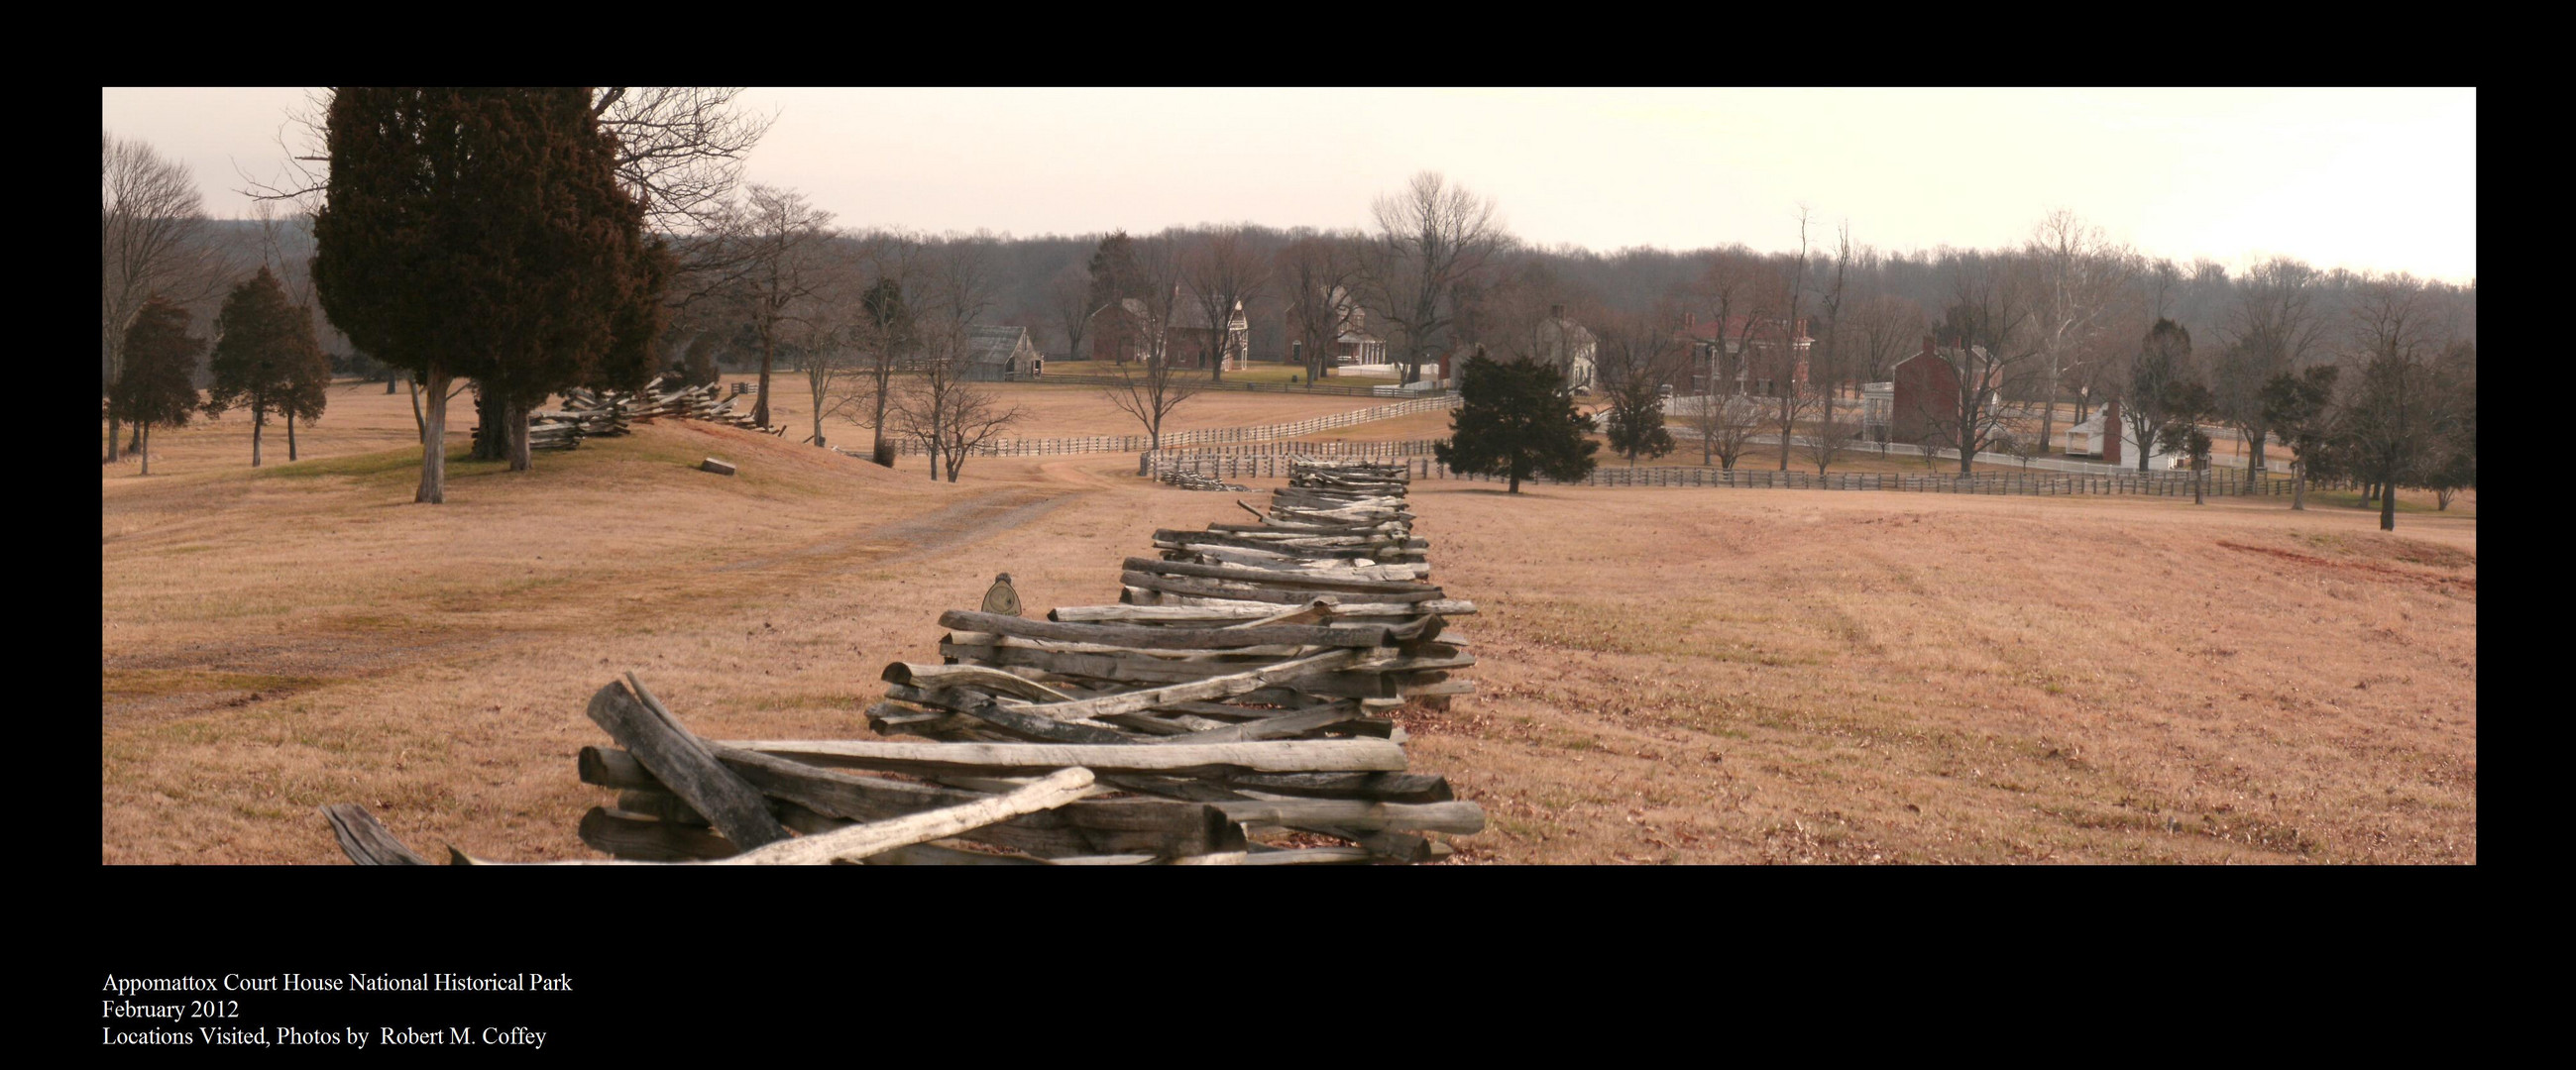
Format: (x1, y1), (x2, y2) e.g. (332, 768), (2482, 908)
(1240, 846), (1376, 865)
(702, 458), (736, 475)
(944, 630), (1322, 659)
(584, 676), (789, 849)
(744, 751), (1241, 857)
(939, 608), (1397, 651)
(1213, 799), (1485, 834)
(1118, 568), (1446, 607)
(1224, 771), (1454, 802)
(1050, 599), (1474, 623)
(616, 789), (711, 827)
(1159, 705), (1369, 743)
(320, 803), (434, 866)
(718, 738), (1408, 776)
(578, 806), (740, 861)
(939, 644), (1400, 696)
(1204, 520), (1404, 536)
(1175, 550), (1429, 581)
(949, 699), (1147, 744)
(600, 746), (1248, 859)
(1152, 528), (1427, 552)
(984, 648), (1360, 720)
(716, 768), (1094, 865)
(881, 662), (1079, 702)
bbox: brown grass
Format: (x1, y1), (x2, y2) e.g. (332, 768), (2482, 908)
(98, 374), (1409, 483)
(1402, 483), (2476, 864)
(101, 383), (2476, 865)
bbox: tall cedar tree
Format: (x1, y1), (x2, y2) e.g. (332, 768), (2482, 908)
(1086, 231), (1143, 363)
(312, 87), (662, 500)
(110, 297), (202, 477)
(2152, 377), (2217, 504)
(1604, 374), (1674, 466)
(2124, 318), (2193, 473)
(204, 267), (330, 467)
(1436, 349), (1599, 493)
(2260, 365), (2339, 510)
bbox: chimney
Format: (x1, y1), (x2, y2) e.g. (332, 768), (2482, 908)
(1550, 303), (1565, 320)
(1684, 310), (1697, 331)
(1921, 333), (1935, 358)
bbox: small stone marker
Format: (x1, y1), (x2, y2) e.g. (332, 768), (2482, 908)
(701, 457), (736, 477)
(980, 572), (1022, 616)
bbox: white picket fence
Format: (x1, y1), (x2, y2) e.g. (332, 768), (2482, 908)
(888, 393), (1463, 457)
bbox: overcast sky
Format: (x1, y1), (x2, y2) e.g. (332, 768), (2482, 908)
(101, 87), (2476, 282)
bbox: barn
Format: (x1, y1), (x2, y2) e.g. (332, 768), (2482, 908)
(964, 325), (1043, 381)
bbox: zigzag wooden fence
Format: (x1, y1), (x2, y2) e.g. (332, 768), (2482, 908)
(889, 394), (1462, 457)
(320, 461), (1480, 867)
(1147, 446), (2346, 498)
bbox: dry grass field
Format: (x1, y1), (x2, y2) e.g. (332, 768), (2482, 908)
(101, 383), (2475, 864)
(99, 374), (1407, 483)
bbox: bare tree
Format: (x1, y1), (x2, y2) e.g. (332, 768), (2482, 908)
(1275, 230), (1366, 382)
(103, 130), (219, 463)
(1101, 236), (1200, 449)
(1801, 406), (1863, 474)
(891, 320), (971, 481)
(2026, 209), (2135, 456)
(796, 239), (873, 449)
(846, 233), (922, 465)
(1360, 171), (1511, 384)
(1684, 392), (1765, 471)
(938, 384), (1028, 482)
(1923, 258), (2046, 474)
(2336, 272), (2447, 531)
(1594, 302), (1686, 467)
(1771, 208), (1818, 471)
(592, 87), (775, 237)
(915, 234), (1000, 336)
(1844, 290), (1924, 401)
(716, 186), (835, 429)
(2215, 256), (2328, 487)
(1045, 262), (1093, 364)
(1182, 226), (1270, 381)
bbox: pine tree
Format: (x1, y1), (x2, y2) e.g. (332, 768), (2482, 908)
(205, 267), (328, 467)
(109, 297), (202, 477)
(1435, 348), (1598, 493)
(2153, 377), (2217, 504)
(2260, 365), (2339, 510)
(2125, 319), (2193, 473)
(313, 87), (662, 500)
(1604, 374), (1673, 467)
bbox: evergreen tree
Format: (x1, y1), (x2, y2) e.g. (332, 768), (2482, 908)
(1435, 348), (1598, 493)
(2153, 377), (2217, 504)
(1603, 374), (1673, 467)
(2260, 365), (2339, 510)
(109, 297), (202, 477)
(679, 332), (723, 388)
(313, 87), (661, 500)
(204, 267), (328, 467)
(2124, 319), (2194, 473)
(1086, 230), (1142, 313)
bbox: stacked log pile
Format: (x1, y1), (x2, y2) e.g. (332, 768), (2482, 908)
(1157, 469), (1253, 492)
(560, 376), (783, 436)
(320, 459), (1478, 866)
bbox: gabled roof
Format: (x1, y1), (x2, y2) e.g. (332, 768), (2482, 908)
(965, 324), (1031, 367)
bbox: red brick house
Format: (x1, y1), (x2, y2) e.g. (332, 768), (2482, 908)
(1087, 289), (1249, 370)
(1677, 312), (1814, 396)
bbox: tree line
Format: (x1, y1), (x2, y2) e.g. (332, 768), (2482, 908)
(107, 97), (2473, 519)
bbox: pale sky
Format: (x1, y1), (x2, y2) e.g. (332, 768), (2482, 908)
(102, 87), (2476, 282)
